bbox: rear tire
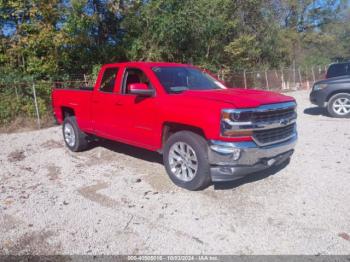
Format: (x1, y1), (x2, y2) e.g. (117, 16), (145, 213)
(327, 93), (350, 118)
(62, 116), (89, 152)
(163, 131), (211, 191)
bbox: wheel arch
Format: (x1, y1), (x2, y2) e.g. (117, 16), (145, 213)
(161, 122), (207, 152)
(326, 90), (350, 102)
(61, 107), (75, 120)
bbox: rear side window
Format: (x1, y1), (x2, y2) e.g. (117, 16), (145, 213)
(327, 63), (350, 78)
(100, 67), (119, 92)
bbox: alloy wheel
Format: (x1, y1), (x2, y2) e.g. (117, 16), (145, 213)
(333, 97), (350, 115)
(168, 142), (198, 182)
(64, 123), (76, 147)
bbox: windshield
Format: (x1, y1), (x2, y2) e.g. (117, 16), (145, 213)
(327, 63), (350, 78)
(152, 66), (226, 93)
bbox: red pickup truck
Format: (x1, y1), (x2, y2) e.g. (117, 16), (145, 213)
(52, 62), (297, 190)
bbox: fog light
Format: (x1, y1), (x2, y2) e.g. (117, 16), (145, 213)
(231, 148), (241, 160)
(267, 158), (276, 166)
(210, 144), (241, 160)
(219, 167), (233, 174)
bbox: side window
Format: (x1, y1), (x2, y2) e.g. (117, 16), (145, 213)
(123, 68), (153, 94)
(100, 67), (119, 93)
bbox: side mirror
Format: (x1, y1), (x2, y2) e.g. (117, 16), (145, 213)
(128, 83), (155, 96)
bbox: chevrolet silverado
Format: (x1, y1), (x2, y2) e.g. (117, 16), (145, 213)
(52, 62), (297, 190)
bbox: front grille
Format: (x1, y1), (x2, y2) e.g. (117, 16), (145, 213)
(253, 123), (296, 145)
(252, 108), (296, 123)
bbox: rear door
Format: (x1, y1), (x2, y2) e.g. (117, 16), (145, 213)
(92, 66), (125, 139)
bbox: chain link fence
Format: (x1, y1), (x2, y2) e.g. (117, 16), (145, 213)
(221, 65), (327, 91)
(0, 65), (327, 131)
(0, 81), (54, 131)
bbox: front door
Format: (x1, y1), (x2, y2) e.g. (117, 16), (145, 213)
(114, 67), (159, 150)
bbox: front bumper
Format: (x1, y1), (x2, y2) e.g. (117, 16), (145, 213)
(310, 89), (328, 107)
(208, 134), (297, 182)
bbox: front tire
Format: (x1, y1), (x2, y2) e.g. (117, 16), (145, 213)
(163, 131), (211, 190)
(327, 93), (350, 118)
(62, 116), (89, 152)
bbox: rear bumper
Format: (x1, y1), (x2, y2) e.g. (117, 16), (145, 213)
(208, 134), (297, 182)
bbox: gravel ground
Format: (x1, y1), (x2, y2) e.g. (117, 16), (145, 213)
(0, 90), (349, 255)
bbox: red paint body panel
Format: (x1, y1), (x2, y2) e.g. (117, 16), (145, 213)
(52, 62), (295, 151)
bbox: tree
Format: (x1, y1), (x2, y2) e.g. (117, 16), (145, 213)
(0, 0), (349, 80)
(0, 0), (64, 78)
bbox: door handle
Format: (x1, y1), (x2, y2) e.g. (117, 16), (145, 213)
(115, 101), (123, 106)
(92, 100), (99, 104)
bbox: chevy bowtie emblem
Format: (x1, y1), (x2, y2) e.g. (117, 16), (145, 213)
(280, 119), (289, 125)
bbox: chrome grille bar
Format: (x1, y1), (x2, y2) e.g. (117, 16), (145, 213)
(222, 101), (297, 146)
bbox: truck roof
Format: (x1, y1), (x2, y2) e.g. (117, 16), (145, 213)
(102, 61), (193, 68)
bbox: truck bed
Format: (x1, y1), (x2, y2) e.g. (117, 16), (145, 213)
(52, 82), (94, 131)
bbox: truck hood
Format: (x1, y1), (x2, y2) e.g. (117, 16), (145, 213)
(180, 88), (295, 108)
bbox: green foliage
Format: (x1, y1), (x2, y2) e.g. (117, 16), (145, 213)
(224, 35), (262, 69)
(0, 0), (349, 125)
(1, 0), (349, 77)
(92, 64), (102, 79)
(0, 82), (50, 124)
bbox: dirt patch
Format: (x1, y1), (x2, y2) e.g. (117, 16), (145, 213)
(84, 149), (119, 167)
(41, 139), (64, 149)
(7, 150), (25, 162)
(77, 182), (119, 208)
(201, 189), (219, 200)
(143, 173), (173, 192)
(0, 117), (38, 134)
(0, 115), (55, 134)
(46, 165), (61, 181)
(338, 232), (350, 242)
(0, 214), (24, 233)
(192, 236), (204, 245)
(1, 230), (61, 255)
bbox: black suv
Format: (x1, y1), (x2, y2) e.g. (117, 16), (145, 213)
(310, 75), (350, 118)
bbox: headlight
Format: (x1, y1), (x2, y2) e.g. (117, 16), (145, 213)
(221, 109), (253, 137)
(221, 109), (252, 122)
(313, 83), (328, 91)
